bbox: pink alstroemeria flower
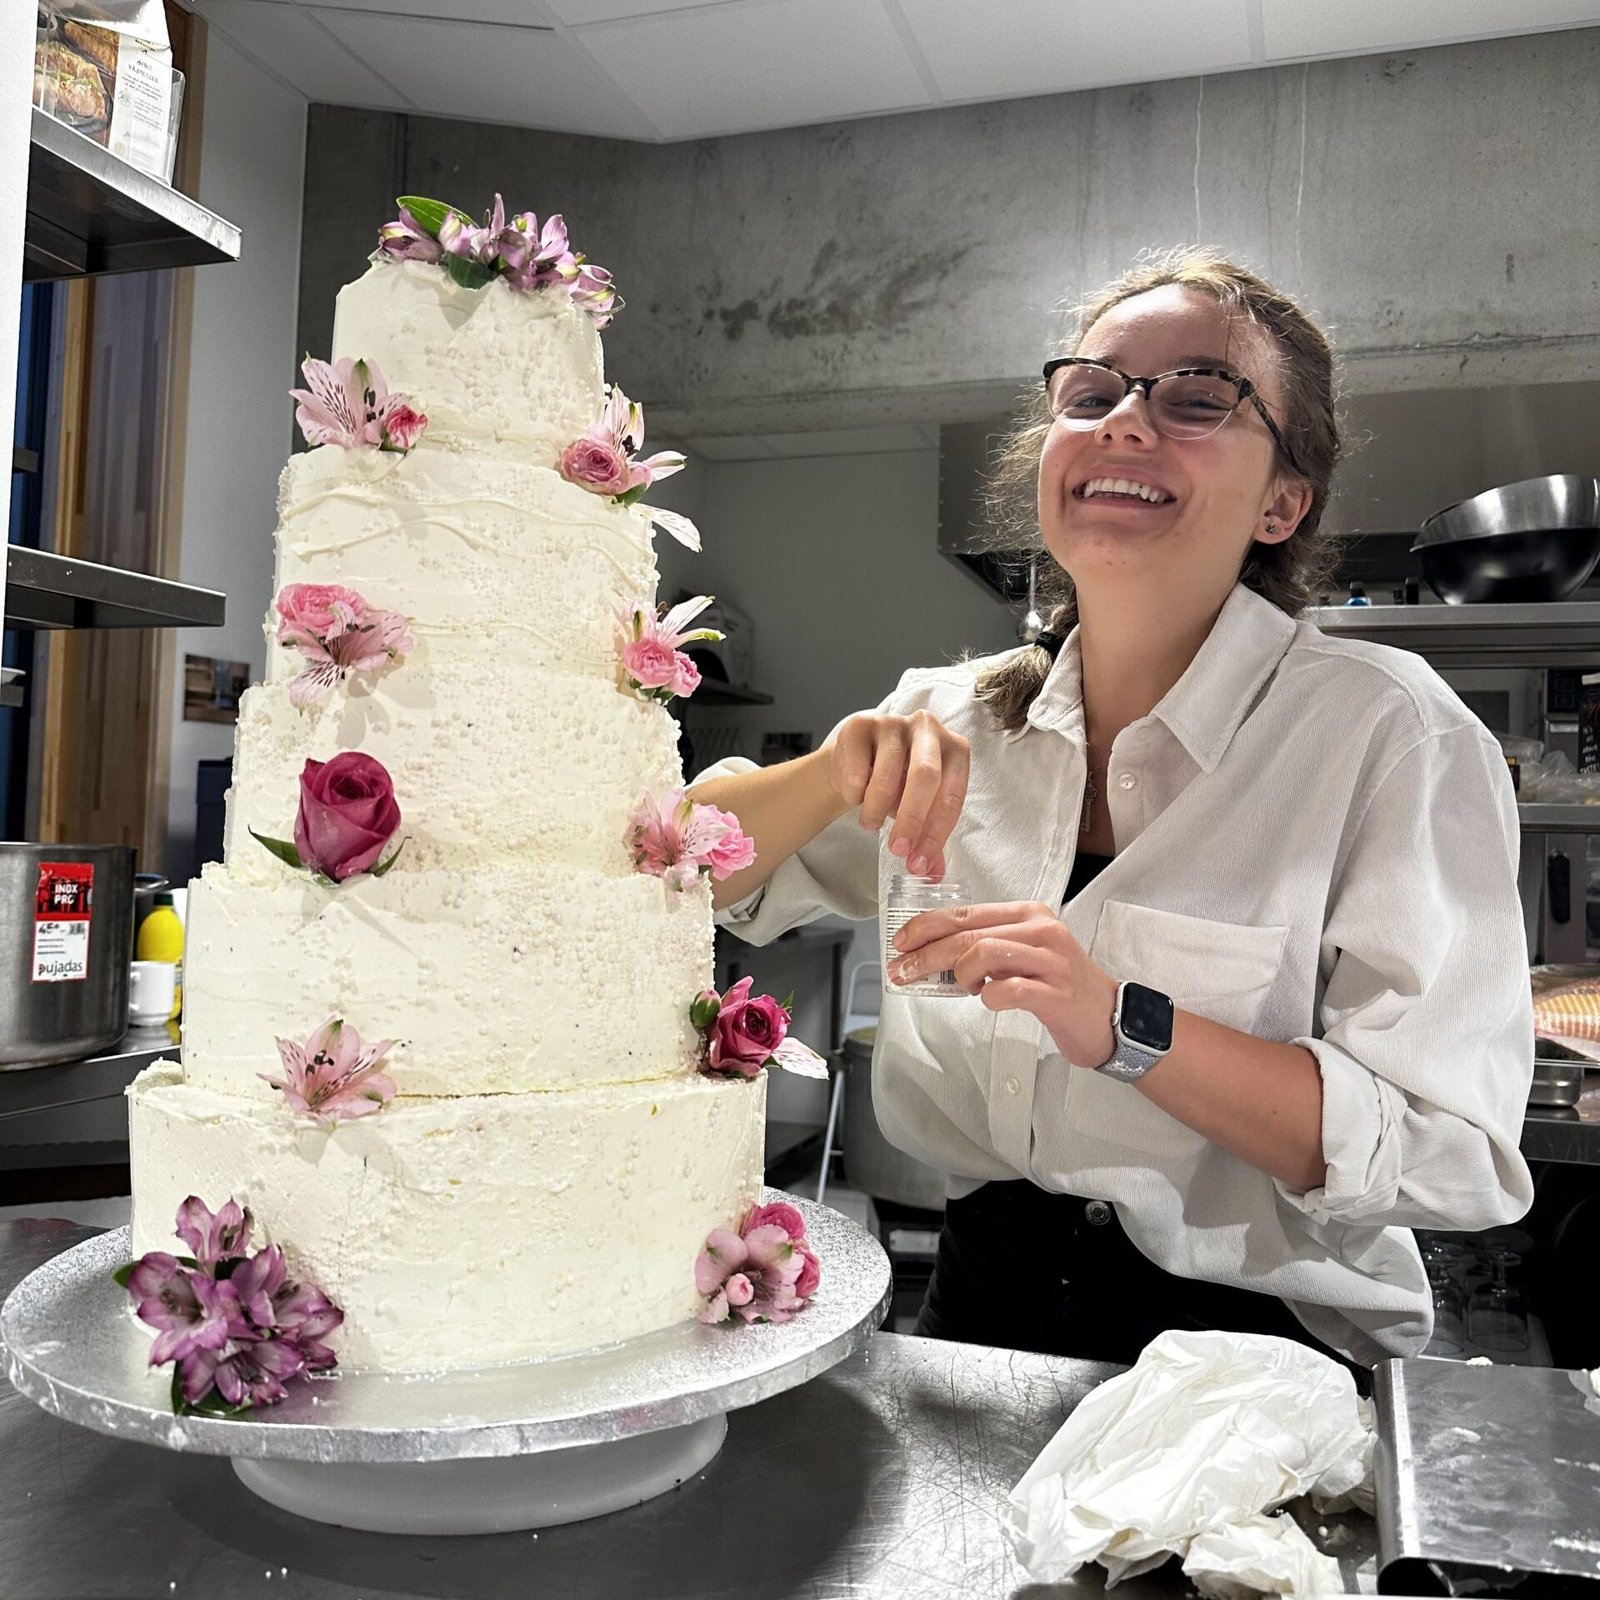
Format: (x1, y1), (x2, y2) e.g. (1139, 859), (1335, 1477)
(696, 1214), (813, 1326)
(290, 357), (428, 455)
(275, 583), (414, 712)
(616, 595), (721, 703)
(627, 788), (755, 891)
(568, 259), (620, 327)
(501, 210), (578, 291)
(377, 205), (443, 263)
(262, 1017), (398, 1126)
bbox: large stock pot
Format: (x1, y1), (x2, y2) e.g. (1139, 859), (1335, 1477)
(0, 843), (137, 1067)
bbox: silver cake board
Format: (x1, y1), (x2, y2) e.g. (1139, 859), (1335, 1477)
(1, 1191), (891, 1534)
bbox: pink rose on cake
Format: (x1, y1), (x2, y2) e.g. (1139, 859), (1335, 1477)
(696, 1201), (820, 1325)
(275, 583), (414, 712)
(559, 386), (701, 552)
(290, 356), (428, 455)
(616, 595), (721, 704)
(628, 787), (754, 890)
(689, 978), (828, 1081)
(263, 1017), (397, 1126)
(249, 753), (407, 885)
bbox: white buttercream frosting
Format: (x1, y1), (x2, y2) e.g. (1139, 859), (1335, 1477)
(180, 860), (712, 1099)
(129, 1063), (766, 1369)
(330, 259), (605, 460)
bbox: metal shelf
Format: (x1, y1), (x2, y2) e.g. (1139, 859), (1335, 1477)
(4, 546), (224, 631)
(1307, 602), (1600, 667)
(25, 108), (240, 281)
(0, 1026), (173, 1124)
(1519, 804), (1600, 833)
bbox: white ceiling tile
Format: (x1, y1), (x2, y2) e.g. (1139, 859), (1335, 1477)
(310, 8), (659, 136)
(545, 0), (746, 23)
(575, 0), (932, 140)
(684, 434), (780, 460)
(761, 424), (935, 456)
(897, 0), (1256, 102)
(1259, 0), (1600, 58)
(188, 0), (411, 104)
(291, 0), (560, 22)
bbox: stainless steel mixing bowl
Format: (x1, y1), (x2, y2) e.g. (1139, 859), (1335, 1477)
(1412, 474), (1600, 604)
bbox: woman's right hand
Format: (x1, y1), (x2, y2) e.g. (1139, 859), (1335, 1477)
(822, 709), (970, 877)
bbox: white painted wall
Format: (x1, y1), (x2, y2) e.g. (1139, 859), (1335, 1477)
(0, 7), (36, 627)
(165, 34), (306, 875)
(686, 446), (1017, 1124)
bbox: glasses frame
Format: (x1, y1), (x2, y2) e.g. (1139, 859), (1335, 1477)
(1041, 356), (1298, 469)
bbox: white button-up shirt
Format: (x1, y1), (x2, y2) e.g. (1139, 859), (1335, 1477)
(701, 581), (1535, 1365)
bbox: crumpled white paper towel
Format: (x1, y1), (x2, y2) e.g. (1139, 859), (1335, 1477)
(1004, 1329), (1375, 1597)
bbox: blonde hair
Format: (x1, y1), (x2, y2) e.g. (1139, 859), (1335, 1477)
(974, 247), (1345, 730)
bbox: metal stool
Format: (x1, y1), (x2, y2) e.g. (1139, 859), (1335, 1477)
(816, 961), (880, 1202)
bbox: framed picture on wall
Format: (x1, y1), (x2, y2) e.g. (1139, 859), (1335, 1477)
(183, 654), (249, 724)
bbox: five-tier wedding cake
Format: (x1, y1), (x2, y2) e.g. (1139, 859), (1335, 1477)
(125, 199), (778, 1375)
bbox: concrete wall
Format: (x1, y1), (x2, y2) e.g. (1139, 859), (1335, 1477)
(298, 28), (1600, 440)
(166, 36), (306, 873)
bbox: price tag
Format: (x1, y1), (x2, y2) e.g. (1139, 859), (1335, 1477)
(33, 862), (94, 983)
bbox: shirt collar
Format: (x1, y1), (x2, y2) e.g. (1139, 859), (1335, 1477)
(1025, 581), (1298, 772)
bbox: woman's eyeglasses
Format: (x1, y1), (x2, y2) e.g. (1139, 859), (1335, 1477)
(1042, 357), (1296, 465)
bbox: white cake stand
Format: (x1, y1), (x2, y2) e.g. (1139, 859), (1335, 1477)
(0, 1191), (891, 1535)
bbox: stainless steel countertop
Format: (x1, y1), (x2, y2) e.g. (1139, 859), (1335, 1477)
(0, 1220), (1379, 1599)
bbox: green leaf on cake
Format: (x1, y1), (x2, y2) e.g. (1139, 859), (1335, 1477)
(440, 254), (497, 292)
(369, 837), (408, 879)
(395, 195), (455, 238)
(615, 484), (649, 508)
(112, 1262), (135, 1289)
(249, 829), (305, 872)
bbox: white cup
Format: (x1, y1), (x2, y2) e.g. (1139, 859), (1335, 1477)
(128, 960), (177, 1025)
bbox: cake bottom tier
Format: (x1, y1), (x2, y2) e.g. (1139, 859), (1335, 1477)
(127, 1063), (766, 1371)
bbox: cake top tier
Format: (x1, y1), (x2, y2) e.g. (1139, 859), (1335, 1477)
(326, 195), (621, 465)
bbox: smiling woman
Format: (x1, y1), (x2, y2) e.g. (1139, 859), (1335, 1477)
(688, 246), (1535, 1387)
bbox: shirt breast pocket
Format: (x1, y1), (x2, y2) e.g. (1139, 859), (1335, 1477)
(1076, 900), (1289, 1159)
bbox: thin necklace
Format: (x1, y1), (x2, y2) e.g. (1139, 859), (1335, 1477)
(1081, 741), (1097, 834)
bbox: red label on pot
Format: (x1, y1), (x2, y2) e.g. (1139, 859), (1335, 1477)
(33, 862), (94, 983)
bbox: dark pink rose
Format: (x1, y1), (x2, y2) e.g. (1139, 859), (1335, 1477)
(293, 753), (401, 881)
(559, 437), (632, 496)
(708, 975), (789, 1077)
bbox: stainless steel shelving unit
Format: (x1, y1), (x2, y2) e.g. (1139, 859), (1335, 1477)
(24, 108), (240, 281)
(1307, 600), (1600, 667)
(4, 546), (224, 631)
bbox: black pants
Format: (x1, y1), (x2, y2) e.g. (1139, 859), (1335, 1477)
(913, 1180), (1372, 1396)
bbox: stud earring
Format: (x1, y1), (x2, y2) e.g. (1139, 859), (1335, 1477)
(1264, 520), (1278, 537)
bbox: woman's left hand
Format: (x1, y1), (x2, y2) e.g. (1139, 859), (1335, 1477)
(887, 901), (1120, 1068)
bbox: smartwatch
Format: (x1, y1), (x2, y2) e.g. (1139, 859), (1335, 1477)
(1094, 980), (1175, 1083)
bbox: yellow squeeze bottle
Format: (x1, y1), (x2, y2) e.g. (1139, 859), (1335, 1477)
(136, 893), (185, 1020)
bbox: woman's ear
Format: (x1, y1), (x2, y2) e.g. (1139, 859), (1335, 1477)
(1259, 477), (1314, 544)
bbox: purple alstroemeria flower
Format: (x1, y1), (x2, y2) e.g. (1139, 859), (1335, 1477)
(126, 1252), (243, 1366)
(173, 1195), (253, 1275)
(181, 1335), (306, 1410)
(272, 1278), (345, 1372)
(376, 205), (442, 263)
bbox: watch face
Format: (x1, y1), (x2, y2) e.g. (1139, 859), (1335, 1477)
(1119, 982), (1174, 1052)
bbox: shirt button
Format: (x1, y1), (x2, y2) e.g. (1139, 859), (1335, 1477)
(1084, 1200), (1112, 1226)
(1117, 773), (1138, 791)
(1005, 1075), (1021, 1096)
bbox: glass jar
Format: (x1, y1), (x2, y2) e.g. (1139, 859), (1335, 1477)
(882, 873), (968, 998)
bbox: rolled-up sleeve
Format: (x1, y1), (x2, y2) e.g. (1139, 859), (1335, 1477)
(1275, 725), (1535, 1232)
(691, 756), (881, 944)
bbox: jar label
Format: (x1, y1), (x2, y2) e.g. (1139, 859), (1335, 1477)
(32, 862), (94, 983)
